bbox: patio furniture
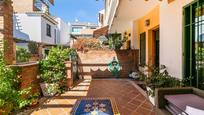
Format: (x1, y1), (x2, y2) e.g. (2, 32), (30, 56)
(155, 87), (204, 115)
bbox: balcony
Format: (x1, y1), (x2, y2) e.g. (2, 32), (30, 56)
(34, 0), (49, 13)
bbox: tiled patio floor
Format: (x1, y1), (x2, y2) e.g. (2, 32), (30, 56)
(31, 79), (155, 115)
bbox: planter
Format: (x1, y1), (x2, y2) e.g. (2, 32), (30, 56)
(30, 99), (39, 108)
(40, 83), (59, 96)
(0, 104), (13, 115)
(146, 86), (155, 106)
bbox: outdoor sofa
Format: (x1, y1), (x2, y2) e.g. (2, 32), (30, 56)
(155, 87), (204, 115)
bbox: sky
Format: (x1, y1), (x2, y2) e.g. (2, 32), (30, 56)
(50, 0), (104, 23)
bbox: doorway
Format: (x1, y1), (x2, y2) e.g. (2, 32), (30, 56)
(153, 29), (160, 68)
(140, 32), (146, 66)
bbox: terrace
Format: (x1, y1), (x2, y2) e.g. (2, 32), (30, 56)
(0, 0), (204, 115)
(31, 79), (155, 115)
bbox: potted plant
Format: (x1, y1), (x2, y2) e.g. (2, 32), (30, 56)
(39, 47), (69, 96)
(145, 66), (181, 105)
(108, 33), (126, 50)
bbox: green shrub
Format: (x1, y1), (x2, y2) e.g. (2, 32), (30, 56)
(28, 42), (38, 54)
(145, 67), (182, 97)
(0, 52), (33, 114)
(39, 47), (68, 84)
(39, 47), (78, 94)
(108, 33), (126, 50)
(16, 47), (31, 63)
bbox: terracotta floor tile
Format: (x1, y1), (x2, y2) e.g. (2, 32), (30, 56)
(149, 111), (156, 115)
(30, 79), (155, 115)
(141, 101), (154, 110)
(124, 102), (140, 110)
(135, 106), (152, 115)
(31, 109), (49, 115)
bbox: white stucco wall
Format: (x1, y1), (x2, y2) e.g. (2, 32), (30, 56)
(55, 18), (70, 46)
(13, 13), (42, 42)
(13, 13), (57, 45)
(160, 0), (194, 79)
(110, 0), (160, 34)
(41, 17), (57, 44)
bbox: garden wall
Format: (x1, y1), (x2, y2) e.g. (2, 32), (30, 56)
(11, 62), (40, 94)
(0, 1), (15, 64)
(77, 50), (139, 79)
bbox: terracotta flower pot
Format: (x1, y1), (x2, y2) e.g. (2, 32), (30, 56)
(40, 83), (59, 96)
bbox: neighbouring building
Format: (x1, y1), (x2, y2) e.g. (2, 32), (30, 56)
(13, 0), (58, 45)
(12, 0), (70, 58)
(69, 21), (98, 39)
(55, 17), (70, 46)
(104, 0), (204, 89)
(93, 9), (109, 39)
(13, 12), (58, 45)
(98, 9), (105, 27)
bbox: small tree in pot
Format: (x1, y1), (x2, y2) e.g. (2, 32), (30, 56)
(39, 47), (69, 96)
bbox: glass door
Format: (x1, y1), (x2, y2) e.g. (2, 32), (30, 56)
(184, 0), (204, 88)
(194, 2), (204, 88)
(154, 29), (160, 68)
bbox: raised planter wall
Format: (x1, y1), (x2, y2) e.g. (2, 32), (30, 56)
(77, 50), (139, 79)
(10, 62), (40, 94)
(65, 61), (78, 89)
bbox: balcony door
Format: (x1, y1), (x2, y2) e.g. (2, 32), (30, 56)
(183, 0), (204, 88)
(153, 29), (160, 68)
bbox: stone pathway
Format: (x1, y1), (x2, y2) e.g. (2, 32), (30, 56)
(31, 79), (155, 115)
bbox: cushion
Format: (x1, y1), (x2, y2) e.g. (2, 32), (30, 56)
(165, 94), (204, 115)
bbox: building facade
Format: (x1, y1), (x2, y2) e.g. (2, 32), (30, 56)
(69, 21), (98, 39)
(13, 12), (58, 45)
(12, 0), (70, 58)
(104, 0), (204, 89)
(12, 0), (59, 45)
(55, 17), (70, 46)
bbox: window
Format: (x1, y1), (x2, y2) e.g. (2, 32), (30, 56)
(90, 27), (96, 29)
(140, 32), (146, 66)
(46, 24), (51, 37)
(72, 27), (82, 33)
(54, 29), (57, 44)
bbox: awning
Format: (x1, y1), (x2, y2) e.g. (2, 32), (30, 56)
(93, 26), (109, 38)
